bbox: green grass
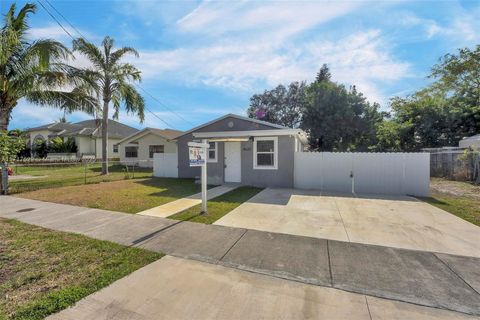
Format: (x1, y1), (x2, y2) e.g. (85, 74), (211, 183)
(419, 194), (480, 227)
(169, 186), (263, 224)
(0, 218), (162, 320)
(419, 178), (480, 227)
(9, 163), (152, 194)
(16, 177), (202, 213)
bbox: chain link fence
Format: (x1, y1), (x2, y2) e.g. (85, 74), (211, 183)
(3, 160), (153, 194)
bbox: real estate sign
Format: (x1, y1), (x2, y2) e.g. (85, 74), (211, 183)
(189, 146), (206, 167)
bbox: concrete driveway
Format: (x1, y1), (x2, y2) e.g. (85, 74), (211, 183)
(214, 188), (480, 257)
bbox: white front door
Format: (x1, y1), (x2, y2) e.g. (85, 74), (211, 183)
(224, 142), (241, 183)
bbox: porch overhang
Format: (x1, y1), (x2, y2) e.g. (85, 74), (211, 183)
(192, 129), (308, 144)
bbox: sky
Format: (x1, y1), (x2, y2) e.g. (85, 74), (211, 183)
(4, 0), (480, 131)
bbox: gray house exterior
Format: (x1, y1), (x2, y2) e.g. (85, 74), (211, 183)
(175, 114), (307, 188)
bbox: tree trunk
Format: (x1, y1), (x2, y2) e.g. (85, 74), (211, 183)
(101, 100), (109, 175)
(0, 108), (11, 131)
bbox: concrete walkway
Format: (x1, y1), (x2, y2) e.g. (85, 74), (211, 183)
(47, 256), (477, 320)
(1, 196), (480, 316)
(137, 184), (238, 217)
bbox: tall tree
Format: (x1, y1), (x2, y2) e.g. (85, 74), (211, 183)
(73, 36), (145, 175)
(315, 64), (331, 83)
(301, 81), (383, 151)
(0, 3), (95, 131)
(247, 82), (306, 128)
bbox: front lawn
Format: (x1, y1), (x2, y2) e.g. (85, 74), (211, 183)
(419, 178), (480, 227)
(0, 218), (161, 320)
(9, 163), (152, 194)
(16, 177), (201, 213)
(169, 186), (263, 224)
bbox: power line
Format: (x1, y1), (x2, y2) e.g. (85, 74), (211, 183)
(135, 85), (195, 126)
(36, 0), (75, 40)
(43, 0), (87, 40)
(37, 0), (191, 129)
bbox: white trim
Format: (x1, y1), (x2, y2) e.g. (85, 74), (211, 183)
(253, 137), (278, 170)
(207, 141), (218, 163)
(193, 129), (308, 144)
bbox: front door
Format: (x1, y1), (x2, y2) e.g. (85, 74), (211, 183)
(224, 142), (241, 183)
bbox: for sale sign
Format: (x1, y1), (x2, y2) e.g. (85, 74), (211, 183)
(189, 146), (206, 167)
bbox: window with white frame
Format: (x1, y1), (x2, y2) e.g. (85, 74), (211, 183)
(113, 144), (118, 153)
(253, 137), (278, 169)
(208, 142), (217, 162)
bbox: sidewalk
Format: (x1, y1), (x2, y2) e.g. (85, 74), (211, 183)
(137, 184), (238, 217)
(1, 195), (480, 316)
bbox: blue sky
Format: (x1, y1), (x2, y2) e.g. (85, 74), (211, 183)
(5, 0), (480, 131)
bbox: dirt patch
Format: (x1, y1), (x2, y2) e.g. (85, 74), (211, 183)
(430, 178), (480, 200)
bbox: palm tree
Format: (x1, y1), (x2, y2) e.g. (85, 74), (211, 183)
(73, 36), (145, 175)
(0, 3), (96, 131)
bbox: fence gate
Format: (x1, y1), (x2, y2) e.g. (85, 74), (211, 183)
(294, 152), (429, 197)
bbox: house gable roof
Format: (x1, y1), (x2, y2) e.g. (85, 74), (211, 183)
(117, 127), (183, 145)
(174, 113), (288, 139)
(26, 119), (139, 140)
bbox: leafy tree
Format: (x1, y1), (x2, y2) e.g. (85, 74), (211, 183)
(315, 64), (331, 83)
(430, 45), (480, 105)
(302, 81), (383, 151)
(0, 130), (25, 163)
(247, 82), (306, 128)
(0, 3), (96, 131)
(49, 137), (77, 153)
(73, 36), (145, 174)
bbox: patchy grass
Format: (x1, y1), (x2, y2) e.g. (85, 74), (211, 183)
(418, 178), (480, 227)
(169, 186), (263, 224)
(0, 218), (161, 320)
(16, 178), (201, 213)
(9, 164), (152, 194)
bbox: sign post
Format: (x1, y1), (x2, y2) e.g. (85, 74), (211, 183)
(188, 140), (209, 214)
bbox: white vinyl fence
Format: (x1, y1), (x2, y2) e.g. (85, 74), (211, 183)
(153, 153), (178, 178)
(294, 152), (430, 196)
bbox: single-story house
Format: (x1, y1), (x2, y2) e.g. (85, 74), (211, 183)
(459, 134), (480, 149)
(117, 127), (183, 167)
(174, 114), (308, 187)
(26, 119), (139, 159)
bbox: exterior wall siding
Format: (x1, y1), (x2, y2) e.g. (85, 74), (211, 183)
(119, 133), (177, 168)
(241, 136), (295, 188)
(177, 116), (295, 187)
(95, 138), (122, 159)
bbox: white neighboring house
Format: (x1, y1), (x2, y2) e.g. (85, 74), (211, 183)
(117, 128), (183, 168)
(459, 134), (480, 149)
(26, 119), (139, 159)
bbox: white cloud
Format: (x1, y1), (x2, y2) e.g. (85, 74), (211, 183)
(134, 29), (409, 105)
(397, 10), (480, 44)
(177, 1), (361, 41)
(27, 24), (96, 42)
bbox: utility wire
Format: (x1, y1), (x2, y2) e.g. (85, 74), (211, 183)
(36, 0), (75, 40)
(37, 0), (191, 129)
(43, 0), (87, 40)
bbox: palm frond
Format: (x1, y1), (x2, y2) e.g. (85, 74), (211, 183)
(72, 38), (105, 70)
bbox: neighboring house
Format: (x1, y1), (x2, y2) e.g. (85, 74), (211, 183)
(174, 114), (307, 187)
(459, 134), (480, 149)
(26, 119), (139, 159)
(117, 127), (183, 167)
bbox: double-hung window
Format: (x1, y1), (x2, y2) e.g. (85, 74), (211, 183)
(125, 146), (138, 158)
(208, 142), (217, 162)
(253, 137), (278, 170)
(149, 145), (164, 158)
(113, 144), (118, 153)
